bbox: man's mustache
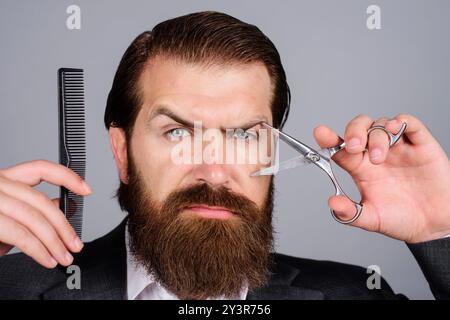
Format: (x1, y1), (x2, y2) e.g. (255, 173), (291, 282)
(162, 183), (260, 218)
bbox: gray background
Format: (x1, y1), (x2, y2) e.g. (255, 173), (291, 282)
(1, 0), (449, 299)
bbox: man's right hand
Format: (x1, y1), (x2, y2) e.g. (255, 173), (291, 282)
(0, 160), (92, 268)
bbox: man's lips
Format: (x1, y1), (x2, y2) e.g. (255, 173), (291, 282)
(186, 205), (235, 220)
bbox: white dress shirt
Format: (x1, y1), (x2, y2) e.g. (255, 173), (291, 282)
(125, 223), (249, 300)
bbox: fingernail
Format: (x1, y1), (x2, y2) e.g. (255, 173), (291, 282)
(82, 181), (92, 194)
(73, 237), (83, 251)
(65, 252), (74, 264)
(49, 257), (57, 267)
(334, 211), (347, 218)
(370, 148), (382, 160)
(347, 138), (360, 150)
(387, 119), (399, 126)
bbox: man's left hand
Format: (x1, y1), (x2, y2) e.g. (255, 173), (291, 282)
(314, 113), (450, 243)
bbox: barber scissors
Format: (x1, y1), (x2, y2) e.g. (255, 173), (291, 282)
(251, 122), (408, 224)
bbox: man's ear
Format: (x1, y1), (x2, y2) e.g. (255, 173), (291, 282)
(109, 127), (129, 184)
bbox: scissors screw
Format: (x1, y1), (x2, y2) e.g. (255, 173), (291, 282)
(306, 152), (320, 162)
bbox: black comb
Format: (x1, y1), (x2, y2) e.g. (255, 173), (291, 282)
(58, 68), (86, 239)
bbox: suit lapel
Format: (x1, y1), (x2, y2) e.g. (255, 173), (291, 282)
(246, 255), (324, 300)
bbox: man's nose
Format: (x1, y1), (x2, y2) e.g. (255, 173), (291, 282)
(192, 163), (230, 188)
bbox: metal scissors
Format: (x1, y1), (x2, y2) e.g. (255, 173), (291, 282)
(251, 122), (408, 224)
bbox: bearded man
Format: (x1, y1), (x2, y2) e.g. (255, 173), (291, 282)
(0, 11), (449, 300)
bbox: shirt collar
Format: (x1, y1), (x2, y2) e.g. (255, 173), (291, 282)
(125, 221), (248, 300)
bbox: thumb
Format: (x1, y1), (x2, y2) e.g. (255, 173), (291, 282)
(313, 125), (342, 149)
(328, 195), (379, 231)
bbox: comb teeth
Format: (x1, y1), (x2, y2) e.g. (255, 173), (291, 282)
(58, 68), (86, 239)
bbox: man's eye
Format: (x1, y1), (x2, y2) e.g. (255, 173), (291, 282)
(166, 128), (191, 141)
(232, 129), (258, 141)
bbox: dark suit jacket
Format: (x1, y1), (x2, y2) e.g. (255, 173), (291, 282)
(0, 218), (449, 300)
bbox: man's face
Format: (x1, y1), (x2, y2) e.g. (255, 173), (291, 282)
(110, 56), (275, 299)
(130, 56), (274, 208)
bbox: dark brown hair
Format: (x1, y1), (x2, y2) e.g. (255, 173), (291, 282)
(104, 11), (291, 139)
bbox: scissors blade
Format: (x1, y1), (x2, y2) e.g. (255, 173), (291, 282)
(261, 122), (317, 157)
(250, 147), (332, 177)
(250, 156), (310, 177)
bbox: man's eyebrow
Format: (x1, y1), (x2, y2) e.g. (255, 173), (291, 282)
(147, 105), (195, 128)
(147, 105), (269, 130)
(229, 117), (268, 131)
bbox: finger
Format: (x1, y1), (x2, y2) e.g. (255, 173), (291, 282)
(0, 213), (58, 269)
(313, 125), (341, 147)
(328, 196), (379, 231)
(313, 125), (363, 172)
(51, 198), (60, 208)
(0, 191), (74, 266)
(367, 117), (390, 164)
(313, 125), (344, 159)
(0, 160), (92, 195)
(0, 177), (83, 253)
(388, 113), (435, 146)
(343, 114), (374, 154)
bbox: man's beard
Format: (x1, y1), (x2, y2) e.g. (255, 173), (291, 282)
(120, 159), (274, 300)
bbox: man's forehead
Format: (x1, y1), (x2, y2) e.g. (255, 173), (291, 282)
(137, 57), (273, 127)
(140, 57), (270, 99)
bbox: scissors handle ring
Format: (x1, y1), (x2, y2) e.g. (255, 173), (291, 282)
(331, 203), (363, 224)
(367, 122), (408, 147)
(316, 157), (364, 224)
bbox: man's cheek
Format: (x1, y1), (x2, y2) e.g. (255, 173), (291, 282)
(154, 165), (193, 202)
(236, 174), (270, 206)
